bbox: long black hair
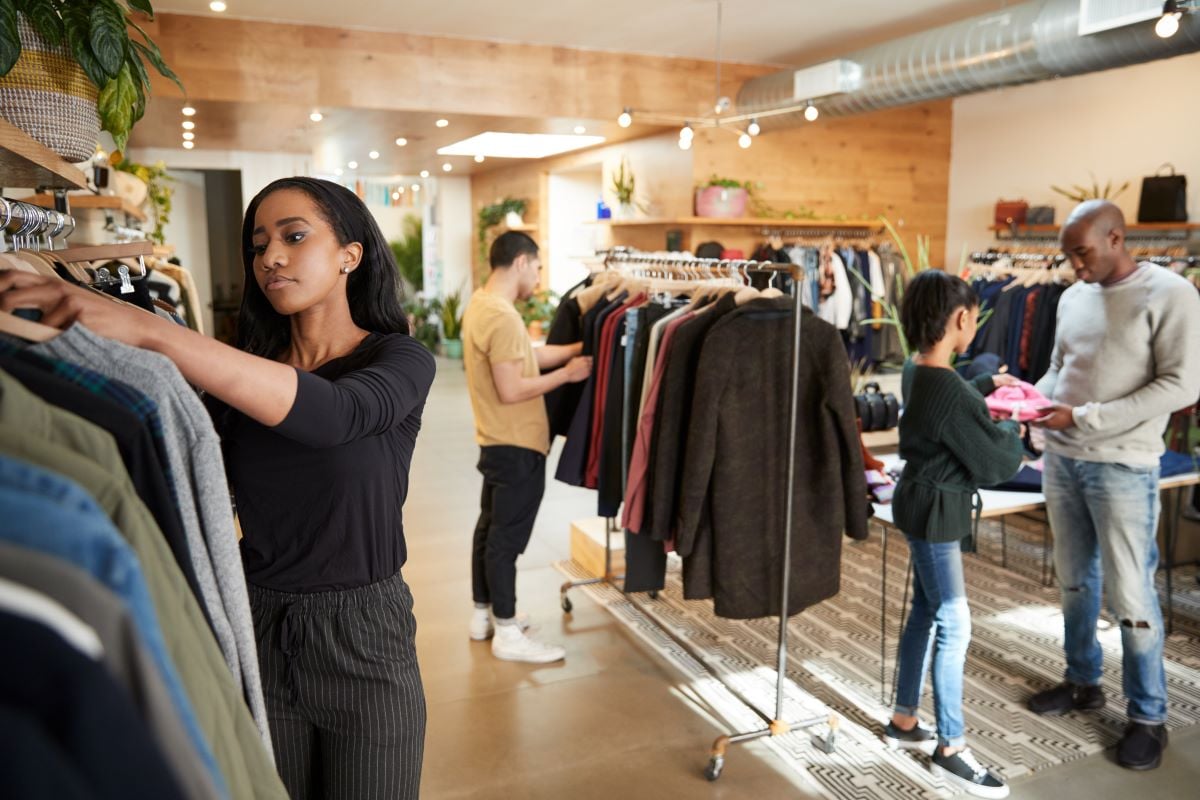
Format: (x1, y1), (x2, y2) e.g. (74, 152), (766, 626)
(237, 177), (409, 359)
(899, 270), (979, 353)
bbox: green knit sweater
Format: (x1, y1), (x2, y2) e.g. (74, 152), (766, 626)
(893, 360), (1024, 544)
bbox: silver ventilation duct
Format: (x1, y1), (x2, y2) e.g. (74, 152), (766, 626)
(736, 0), (1200, 128)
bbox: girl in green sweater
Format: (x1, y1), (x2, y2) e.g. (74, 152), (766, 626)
(883, 271), (1023, 799)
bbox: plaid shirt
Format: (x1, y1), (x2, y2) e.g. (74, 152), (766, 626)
(0, 340), (183, 509)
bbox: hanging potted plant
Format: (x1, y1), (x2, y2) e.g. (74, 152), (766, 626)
(0, 1), (184, 162)
(112, 155), (173, 243)
(695, 175), (750, 218)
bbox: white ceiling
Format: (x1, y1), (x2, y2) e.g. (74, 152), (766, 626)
(157, 0), (1013, 66)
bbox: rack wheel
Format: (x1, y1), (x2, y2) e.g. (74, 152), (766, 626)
(705, 755), (724, 781)
(648, 590), (658, 600)
(561, 595), (573, 614)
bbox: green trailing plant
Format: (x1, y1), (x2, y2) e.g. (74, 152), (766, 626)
(0, 1), (185, 153)
(440, 289), (463, 341)
(403, 295), (440, 352)
(477, 197), (527, 264)
(389, 215), (423, 293)
(1050, 173), (1131, 203)
(514, 288), (558, 328)
(112, 155), (172, 243)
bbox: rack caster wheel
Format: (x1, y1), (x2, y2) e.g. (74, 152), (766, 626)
(648, 590), (658, 600)
(561, 595), (573, 614)
(704, 755), (724, 781)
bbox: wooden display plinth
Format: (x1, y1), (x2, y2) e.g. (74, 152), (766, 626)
(569, 517), (625, 579)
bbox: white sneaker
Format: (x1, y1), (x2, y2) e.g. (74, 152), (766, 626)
(468, 610), (531, 641)
(491, 624), (565, 663)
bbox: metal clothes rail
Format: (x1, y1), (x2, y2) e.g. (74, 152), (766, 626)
(559, 245), (868, 780)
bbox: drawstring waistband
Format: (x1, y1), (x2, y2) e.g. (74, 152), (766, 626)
(278, 604), (306, 706)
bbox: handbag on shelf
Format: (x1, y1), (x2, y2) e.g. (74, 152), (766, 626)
(1026, 205), (1055, 225)
(1137, 164), (1188, 223)
(854, 382), (900, 432)
(994, 199), (1028, 227)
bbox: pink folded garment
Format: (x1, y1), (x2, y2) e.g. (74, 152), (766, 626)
(985, 381), (1051, 421)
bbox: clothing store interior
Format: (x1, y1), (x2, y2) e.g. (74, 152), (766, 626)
(2, 1), (1200, 798)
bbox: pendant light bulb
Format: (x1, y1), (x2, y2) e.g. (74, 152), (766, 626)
(617, 108), (632, 128)
(1156, 1), (1182, 37)
(804, 102), (819, 122)
(678, 136), (692, 151)
(680, 123), (694, 141)
(738, 132), (752, 149)
(747, 119), (761, 136)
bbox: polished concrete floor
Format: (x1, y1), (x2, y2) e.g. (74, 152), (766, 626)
(406, 358), (1200, 799)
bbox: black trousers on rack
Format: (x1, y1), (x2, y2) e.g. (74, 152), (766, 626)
(472, 445), (547, 619)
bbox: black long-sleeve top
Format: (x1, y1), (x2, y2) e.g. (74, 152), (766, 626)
(211, 333), (436, 592)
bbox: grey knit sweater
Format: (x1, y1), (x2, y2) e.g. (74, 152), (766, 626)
(1035, 264), (1200, 466)
(33, 323), (271, 750)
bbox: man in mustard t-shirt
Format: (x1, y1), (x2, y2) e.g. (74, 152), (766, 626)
(462, 232), (591, 663)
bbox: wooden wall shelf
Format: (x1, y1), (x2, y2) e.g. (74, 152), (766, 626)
(593, 216), (880, 229)
(20, 192), (148, 223)
(990, 222), (1200, 238)
(0, 118), (88, 190)
(500, 223), (537, 233)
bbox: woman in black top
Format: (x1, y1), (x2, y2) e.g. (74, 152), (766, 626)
(1, 177), (436, 799)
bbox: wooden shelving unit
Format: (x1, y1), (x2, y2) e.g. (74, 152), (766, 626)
(0, 118), (88, 190)
(593, 216), (879, 229)
(19, 192), (148, 223)
(592, 216), (881, 254)
(990, 222), (1200, 240)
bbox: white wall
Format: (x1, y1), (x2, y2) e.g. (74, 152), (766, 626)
(435, 176), (472, 300)
(126, 147), (314, 213)
(946, 51), (1200, 266)
(547, 169), (602, 297)
(161, 170), (214, 334)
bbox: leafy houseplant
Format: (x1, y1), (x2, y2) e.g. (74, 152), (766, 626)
(477, 197), (527, 266)
(514, 288), (558, 339)
(403, 295), (440, 353)
(0, 1), (184, 155)
(695, 174), (750, 218)
(1050, 173), (1131, 204)
(440, 289), (464, 358)
(610, 157), (646, 218)
(390, 215), (423, 293)
(112, 155), (172, 243)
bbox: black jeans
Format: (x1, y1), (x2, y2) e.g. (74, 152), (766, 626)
(472, 445), (546, 619)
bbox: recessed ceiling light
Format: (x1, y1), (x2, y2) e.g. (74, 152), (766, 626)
(474, 154), (485, 163)
(182, 105), (196, 116)
(574, 125), (586, 134)
(395, 137), (407, 147)
(182, 141), (195, 149)
(442, 163), (453, 172)
(309, 110), (323, 122)
(335, 168), (344, 176)
(182, 131), (195, 141)
(438, 131), (606, 159)
(348, 160), (358, 169)
(419, 170), (430, 178)
(182, 120), (195, 130)
(209, 1), (226, 12)
(411, 184), (421, 192)
(435, 119), (449, 128)
(369, 150), (380, 159)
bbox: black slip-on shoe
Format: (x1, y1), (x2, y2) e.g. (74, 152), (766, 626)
(1116, 723), (1168, 771)
(1027, 681), (1106, 716)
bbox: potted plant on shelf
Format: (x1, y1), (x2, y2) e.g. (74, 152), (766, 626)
(477, 197), (528, 267)
(515, 288), (558, 340)
(695, 175), (750, 218)
(440, 290), (464, 359)
(112, 155), (173, 243)
(610, 156), (647, 219)
(0, 1), (184, 162)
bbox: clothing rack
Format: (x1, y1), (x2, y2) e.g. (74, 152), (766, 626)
(559, 246), (839, 782)
(1, 196), (76, 251)
(758, 224), (880, 239)
(970, 250), (1198, 267)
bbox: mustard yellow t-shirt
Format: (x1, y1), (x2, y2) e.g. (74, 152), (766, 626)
(462, 289), (550, 454)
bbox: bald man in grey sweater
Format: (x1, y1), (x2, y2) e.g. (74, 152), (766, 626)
(1027, 200), (1200, 771)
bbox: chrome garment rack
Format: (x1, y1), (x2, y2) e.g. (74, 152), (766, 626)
(559, 245), (869, 780)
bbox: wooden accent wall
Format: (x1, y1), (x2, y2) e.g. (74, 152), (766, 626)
(143, 14), (771, 119)
(691, 101), (954, 262)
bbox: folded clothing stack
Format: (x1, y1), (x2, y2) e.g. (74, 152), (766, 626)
(985, 381), (1052, 422)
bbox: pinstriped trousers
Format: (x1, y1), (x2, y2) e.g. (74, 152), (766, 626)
(249, 572), (426, 799)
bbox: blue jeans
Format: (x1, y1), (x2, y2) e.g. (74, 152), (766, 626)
(894, 535), (971, 748)
(1043, 453), (1166, 724)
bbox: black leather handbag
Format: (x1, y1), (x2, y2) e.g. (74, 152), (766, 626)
(854, 382), (900, 432)
(1138, 164), (1188, 223)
